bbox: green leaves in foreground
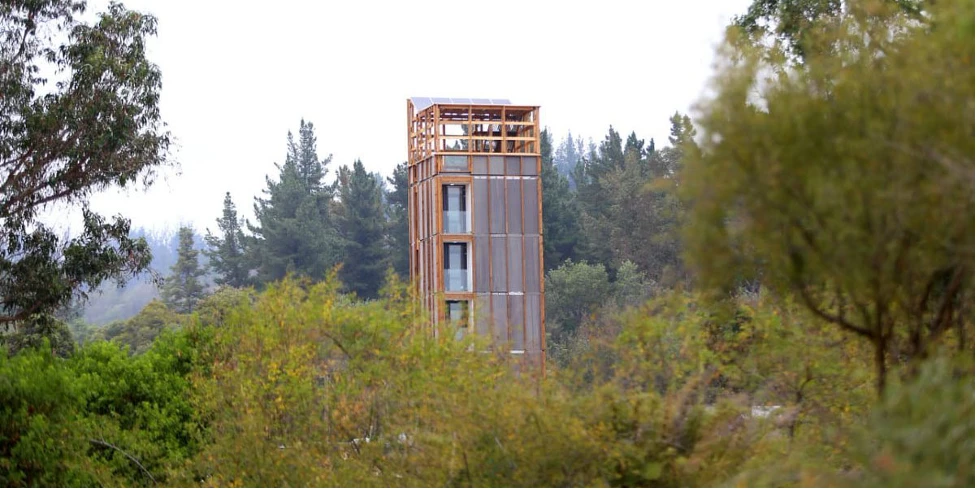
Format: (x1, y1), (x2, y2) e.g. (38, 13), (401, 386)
(684, 0), (975, 393)
(0, 276), (971, 486)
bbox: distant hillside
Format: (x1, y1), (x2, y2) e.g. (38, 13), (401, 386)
(81, 226), (211, 325)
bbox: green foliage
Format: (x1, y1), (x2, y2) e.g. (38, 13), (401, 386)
(545, 260), (613, 340)
(68, 338), (201, 483)
(0, 324), (209, 487)
(247, 120), (342, 285)
(161, 226), (207, 314)
(540, 129), (581, 270)
(0, 346), (100, 487)
(569, 120), (691, 286)
(732, 0), (926, 60)
(3, 2), (972, 486)
(385, 162), (411, 279)
(612, 260), (653, 308)
(68, 318), (100, 346)
(2, 272), (970, 487)
(204, 192), (250, 288)
(177, 276), (778, 487)
(573, 126), (626, 268)
(193, 286), (255, 328)
(685, 0), (975, 392)
(0, 0), (169, 328)
(98, 299), (182, 355)
(846, 357), (974, 487)
(553, 130), (586, 182)
(2, 314), (76, 358)
(81, 227), (185, 326)
(336, 159), (388, 299)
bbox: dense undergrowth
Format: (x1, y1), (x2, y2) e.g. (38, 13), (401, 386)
(1, 275), (972, 487)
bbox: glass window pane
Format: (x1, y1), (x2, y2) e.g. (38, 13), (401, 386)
(443, 155), (468, 172)
(521, 156), (538, 176)
(446, 300), (469, 341)
(443, 243), (469, 291)
(443, 185), (468, 233)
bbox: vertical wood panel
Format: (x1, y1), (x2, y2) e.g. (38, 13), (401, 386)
(492, 296), (508, 345)
(505, 156), (521, 175)
(490, 236), (507, 293)
(522, 179), (539, 235)
(475, 294), (490, 336)
(508, 295), (525, 351)
(507, 236), (523, 293)
(474, 236), (490, 292)
(506, 179), (521, 234)
(489, 156), (505, 175)
(525, 294), (540, 351)
(473, 178), (488, 234)
(489, 179), (506, 233)
(473, 156), (488, 175)
(524, 236), (540, 294)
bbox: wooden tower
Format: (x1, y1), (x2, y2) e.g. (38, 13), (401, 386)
(407, 97), (545, 365)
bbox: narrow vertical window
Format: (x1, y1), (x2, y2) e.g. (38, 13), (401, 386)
(446, 300), (470, 340)
(443, 242), (469, 291)
(442, 185), (468, 233)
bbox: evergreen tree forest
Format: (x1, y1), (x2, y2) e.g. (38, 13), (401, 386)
(0, 0), (972, 487)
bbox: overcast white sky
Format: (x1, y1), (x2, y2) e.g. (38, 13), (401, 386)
(79, 0), (751, 235)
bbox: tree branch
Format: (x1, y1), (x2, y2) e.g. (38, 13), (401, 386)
(925, 266), (964, 346)
(0, 11), (36, 79)
(88, 438), (157, 485)
(796, 284), (873, 339)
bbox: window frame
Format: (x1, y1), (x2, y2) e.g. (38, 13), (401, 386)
(441, 183), (470, 234)
(445, 299), (472, 340)
(442, 241), (472, 292)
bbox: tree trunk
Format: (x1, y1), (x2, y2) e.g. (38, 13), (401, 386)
(875, 336), (887, 396)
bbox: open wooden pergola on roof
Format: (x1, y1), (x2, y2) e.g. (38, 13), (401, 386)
(408, 97), (540, 164)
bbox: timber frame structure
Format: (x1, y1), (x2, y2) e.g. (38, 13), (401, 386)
(407, 97), (545, 366)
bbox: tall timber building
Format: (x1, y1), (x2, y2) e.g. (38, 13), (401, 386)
(407, 97), (545, 366)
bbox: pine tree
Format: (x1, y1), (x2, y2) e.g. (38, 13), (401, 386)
(336, 160), (387, 299)
(655, 112), (698, 178)
(574, 126), (627, 269)
(385, 162), (410, 279)
(602, 113), (694, 287)
(540, 130), (580, 271)
(624, 131), (646, 161)
(205, 192), (249, 287)
(296, 120), (327, 193)
(248, 120), (341, 284)
(161, 226), (206, 314)
(553, 131), (586, 184)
